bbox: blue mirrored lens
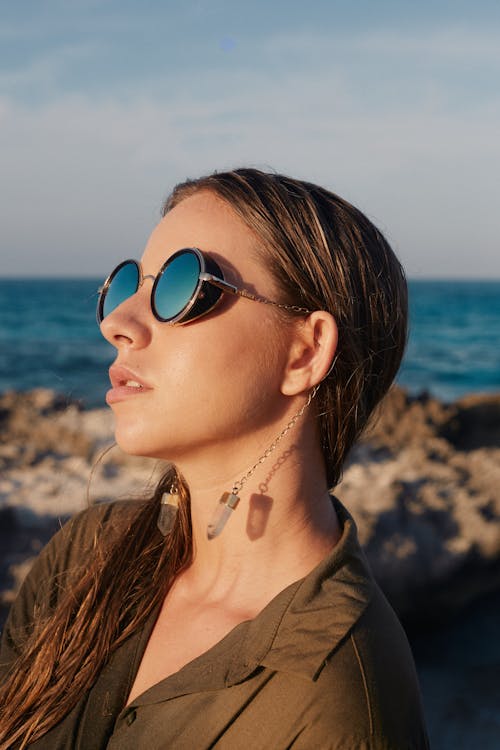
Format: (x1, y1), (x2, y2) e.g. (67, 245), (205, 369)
(102, 262), (139, 318)
(154, 252), (201, 320)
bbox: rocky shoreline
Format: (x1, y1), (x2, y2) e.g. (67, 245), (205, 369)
(338, 387), (500, 625)
(1, 386), (499, 629)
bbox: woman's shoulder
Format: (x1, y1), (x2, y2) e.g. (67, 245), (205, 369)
(294, 587), (429, 749)
(16, 500), (145, 587)
(43, 499), (145, 566)
(0, 500), (148, 670)
(273, 498), (429, 748)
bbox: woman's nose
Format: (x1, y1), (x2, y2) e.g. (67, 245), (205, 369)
(99, 287), (153, 350)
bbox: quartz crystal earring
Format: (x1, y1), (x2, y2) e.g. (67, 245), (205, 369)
(207, 386), (319, 539)
(206, 490), (240, 540)
(157, 481), (180, 536)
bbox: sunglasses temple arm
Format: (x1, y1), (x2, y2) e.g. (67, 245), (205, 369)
(200, 271), (303, 311)
(199, 273), (240, 296)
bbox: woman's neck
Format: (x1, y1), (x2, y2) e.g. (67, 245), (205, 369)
(172, 429), (341, 614)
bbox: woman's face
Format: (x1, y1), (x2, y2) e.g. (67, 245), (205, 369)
(100, 191), (293, 466)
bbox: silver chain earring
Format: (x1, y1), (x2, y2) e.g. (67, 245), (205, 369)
(207, 386), (319, 539)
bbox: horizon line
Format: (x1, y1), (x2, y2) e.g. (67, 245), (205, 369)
(1, 274), (500, 283)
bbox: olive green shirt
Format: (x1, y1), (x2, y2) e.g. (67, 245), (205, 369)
(1, 498), (429, 749)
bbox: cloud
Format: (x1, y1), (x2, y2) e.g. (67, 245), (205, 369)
(0, 41), (98, 95)
(264, 25), (500, 65)
(1, 20), (499, 278)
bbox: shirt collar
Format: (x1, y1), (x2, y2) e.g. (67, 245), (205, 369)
(225, 496), (374, 684)
(129, 497), (375, 707)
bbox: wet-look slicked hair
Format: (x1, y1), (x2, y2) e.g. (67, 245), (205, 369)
(165, 168), (408, 487)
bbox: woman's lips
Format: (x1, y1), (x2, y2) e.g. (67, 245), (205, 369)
(107, 365), (153, 404)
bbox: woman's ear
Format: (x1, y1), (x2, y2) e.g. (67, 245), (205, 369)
(280, 311), (338, 396)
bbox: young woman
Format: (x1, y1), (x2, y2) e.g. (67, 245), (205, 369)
(0, 169), (429, 749)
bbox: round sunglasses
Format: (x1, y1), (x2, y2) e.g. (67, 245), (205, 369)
(97, 247), (311, 325)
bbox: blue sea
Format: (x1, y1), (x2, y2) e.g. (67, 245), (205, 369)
(1, 277), (500, 748)
(0, 278), (499, 406)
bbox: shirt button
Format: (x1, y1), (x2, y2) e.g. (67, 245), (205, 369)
(125, 709), (137, 726)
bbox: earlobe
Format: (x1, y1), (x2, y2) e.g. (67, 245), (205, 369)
(280, 311), (338, 396)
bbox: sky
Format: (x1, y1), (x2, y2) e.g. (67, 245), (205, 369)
(1, 0), (499, 279)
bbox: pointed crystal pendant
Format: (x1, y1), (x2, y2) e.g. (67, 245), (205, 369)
(157, 490), (180, 536)
(207, 492), (240, 540)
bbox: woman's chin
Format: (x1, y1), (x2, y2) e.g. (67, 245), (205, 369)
(113, 424), (159, 458)
(115, 441), (154, 459)
(112, 426), (178, 461)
